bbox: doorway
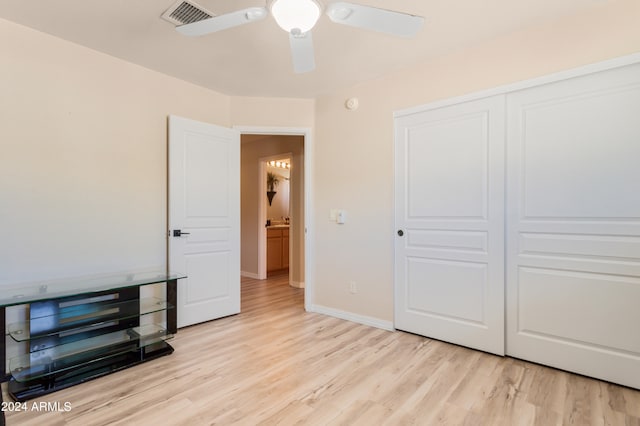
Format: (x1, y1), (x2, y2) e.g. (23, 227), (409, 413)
(238, 127), (311, 309)
(262, 154), (293, 279)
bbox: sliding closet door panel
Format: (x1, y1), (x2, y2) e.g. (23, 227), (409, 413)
(506, 62), (640, 389)
(395, 95), (505, 355)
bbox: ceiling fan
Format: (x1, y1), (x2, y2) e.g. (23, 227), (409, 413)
(175, 0), (424, 73)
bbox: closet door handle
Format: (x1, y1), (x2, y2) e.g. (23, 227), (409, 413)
(397, 230), (404, 237)
(173, 230), (190, 237)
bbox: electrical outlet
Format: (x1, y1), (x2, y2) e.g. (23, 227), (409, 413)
(349, 281), (357, 294)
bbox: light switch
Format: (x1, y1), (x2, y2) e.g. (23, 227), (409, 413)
(337, 210), (346, 224)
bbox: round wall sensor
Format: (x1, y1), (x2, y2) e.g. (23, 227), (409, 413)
(345, 97), (359, 110)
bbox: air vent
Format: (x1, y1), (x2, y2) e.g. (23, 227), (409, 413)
(161, 0), (214, 26)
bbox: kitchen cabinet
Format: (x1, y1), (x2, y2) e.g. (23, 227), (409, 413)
(267, 227), (289, 273)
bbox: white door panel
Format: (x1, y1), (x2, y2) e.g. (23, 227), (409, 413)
(169, 115), (240, 328)
(406, 258), (487, 323)
(517, 267), (640, 354)
(395, 95), (505, 355)
(506, 62), (640, 388)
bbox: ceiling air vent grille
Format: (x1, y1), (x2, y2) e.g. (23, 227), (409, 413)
(161, 0), (214, 26)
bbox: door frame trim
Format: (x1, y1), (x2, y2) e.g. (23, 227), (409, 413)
(235, 126), (314, 311)
(258, 151), (294, 281)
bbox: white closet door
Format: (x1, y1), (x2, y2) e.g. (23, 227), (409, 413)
(506, 63), (640, 388)
(395, 95), (505, 355)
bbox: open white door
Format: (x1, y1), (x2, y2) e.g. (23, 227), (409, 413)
(394, 96), (505, 355)
(168, 115), (240, 328)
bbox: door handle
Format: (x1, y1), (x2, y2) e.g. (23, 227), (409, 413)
(397, 230), (404, 237)
(173, 230), (191, 237)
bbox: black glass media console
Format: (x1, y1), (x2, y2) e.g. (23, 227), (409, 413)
(0, 270), (186, 424)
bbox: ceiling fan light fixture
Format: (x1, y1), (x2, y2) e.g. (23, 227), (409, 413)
(270, 0), (321, 33)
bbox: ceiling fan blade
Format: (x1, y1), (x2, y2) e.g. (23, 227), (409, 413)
(326, 2), (424, 37)
(176, 7), (268, 36)
(289, 31), (315, 74)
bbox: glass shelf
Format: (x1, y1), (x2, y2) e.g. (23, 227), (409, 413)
(0, 269), (186, 308)
(7, 297), (173, 342)
(9, 324), (172, 383)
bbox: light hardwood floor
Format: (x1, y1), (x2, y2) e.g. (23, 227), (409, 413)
(4, 273), (640, 425)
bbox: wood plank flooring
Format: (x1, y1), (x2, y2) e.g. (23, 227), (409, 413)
(4, 273), (640, 425)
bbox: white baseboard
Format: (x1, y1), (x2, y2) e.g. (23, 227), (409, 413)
(241, 271), (261, 279)
(290, 280), (305, 289)
(309, 304), (394, 331)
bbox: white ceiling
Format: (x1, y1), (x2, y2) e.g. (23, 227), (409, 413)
(0, 0), (606, 98)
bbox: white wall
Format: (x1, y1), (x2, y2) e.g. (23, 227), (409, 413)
(231, 96), (314, 128)
(0, 17), (315, 289)
(312, 0), (640, 322)
(0, 18), (231, 284)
